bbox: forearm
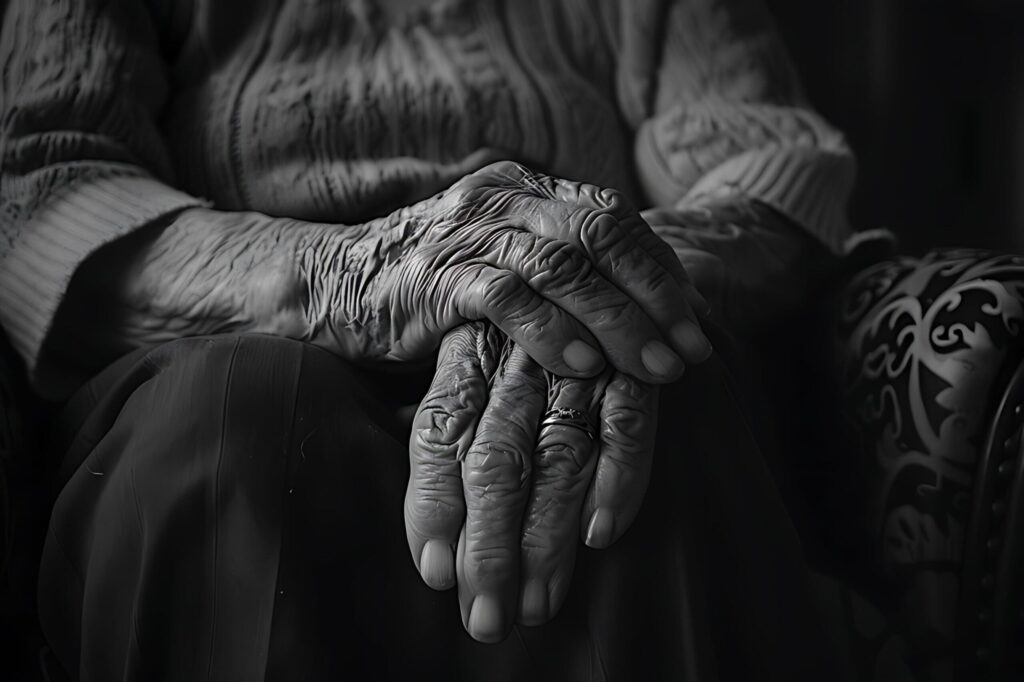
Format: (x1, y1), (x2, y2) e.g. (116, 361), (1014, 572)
(44, 160), (715, 391)
(46, 207), (372, 372)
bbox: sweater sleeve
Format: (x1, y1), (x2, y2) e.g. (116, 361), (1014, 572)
(612, 0), (856, 252)
(0, 0), (207, 385)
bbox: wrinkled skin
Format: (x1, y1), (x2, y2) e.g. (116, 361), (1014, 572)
(67, 159), (710, 641)
(306, 161), (712, 384)
(404, 321), (658, 643)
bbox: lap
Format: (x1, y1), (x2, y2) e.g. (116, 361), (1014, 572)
(40, 334), (838, 681)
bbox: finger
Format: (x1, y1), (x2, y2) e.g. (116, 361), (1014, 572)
(574, 209), (712, 363)
(405, 323), (492, 590)
(518, 375), (604, 626)
(456, 265), (609, 379)
(481, 233), (688, 383)
(629, 212), (713, 319)
(557, 182), (711, 321)
(486, 163), (711, 327)
(640, 207), (716, 315)
(580, 372), (659, 549)
(458, 345), (547, 643)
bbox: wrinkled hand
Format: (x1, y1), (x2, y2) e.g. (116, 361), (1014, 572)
(308, 161), (711, 383)
(404, 322), (658, 642)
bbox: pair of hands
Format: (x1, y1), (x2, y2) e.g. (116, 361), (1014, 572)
(403, 321), (659, 642)
(306, 161), (714, 383)
(77, 156), (798, 644)
(300, 161), (814, 643)
(300, 161), (712, 642)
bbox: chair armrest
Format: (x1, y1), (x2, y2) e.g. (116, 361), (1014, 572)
(957, 356), (1024, 679)
(837, 249), (1024, 681)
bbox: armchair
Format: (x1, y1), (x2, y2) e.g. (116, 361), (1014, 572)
(833, 250), (1024, 681)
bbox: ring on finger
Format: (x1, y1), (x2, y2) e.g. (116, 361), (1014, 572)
(540, 407), (597, 441)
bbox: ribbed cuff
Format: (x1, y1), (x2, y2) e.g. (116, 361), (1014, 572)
(0, 173), (208, 393)
(679, 144), (857, 253)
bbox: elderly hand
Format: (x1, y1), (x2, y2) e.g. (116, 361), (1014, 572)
(304, 161), (711, 383)
(404, 321), (659, 642)
(72, 161), (711, 388)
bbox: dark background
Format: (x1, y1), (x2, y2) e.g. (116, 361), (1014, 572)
(767, 0), (1024, 255)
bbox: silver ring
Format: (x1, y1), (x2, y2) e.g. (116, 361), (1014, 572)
(540, 407), (597, 441)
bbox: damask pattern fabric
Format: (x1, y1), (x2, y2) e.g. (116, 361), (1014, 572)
(837, 250), (1024, 678)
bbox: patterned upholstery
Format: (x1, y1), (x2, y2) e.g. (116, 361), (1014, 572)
(837, 249), (1024, 681)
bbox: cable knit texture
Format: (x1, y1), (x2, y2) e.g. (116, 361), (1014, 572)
(0, 0), (854, 389)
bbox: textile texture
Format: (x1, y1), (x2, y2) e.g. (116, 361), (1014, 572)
(0, 0), (855, 387)
(39, 333), (842, 680)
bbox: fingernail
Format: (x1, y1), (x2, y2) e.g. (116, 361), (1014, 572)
(563, 339), (604, 374)
(585, 508), (616, 549)
(419, 540), (455, 590)
(670, 322), (713, 362)
(518, 580), (550, 626)
(468, 594), (505, 643)
(640, 340), (683, 378)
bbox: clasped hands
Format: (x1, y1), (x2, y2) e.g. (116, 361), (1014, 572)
(322, 162), (713, 643)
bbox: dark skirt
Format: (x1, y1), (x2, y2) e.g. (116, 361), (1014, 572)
(37, 333), (840, 681)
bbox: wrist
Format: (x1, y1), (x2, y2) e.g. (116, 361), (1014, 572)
(115, 208), (323, 345)
(287, 214), (390, 360)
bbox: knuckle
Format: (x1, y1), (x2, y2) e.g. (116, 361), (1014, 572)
(463, 479), (527, 512)
(481, 270), (528, 309)
(413, 396), (484, 457)
(580, 211), (622, 255)
(536, 432), (593, 475)
(464, 544), (516, 580)
(412, 407), (461, 449)
(601, 404), (652, 450)
(463, 441), (531, 492)
(412, 436), (461, 470)
(529, 241), (590, 290)
(406, 488), (464, 524)
(594, 185), (630, 212)
(536, 440), (590, 477)
(410, 466), (464, 495)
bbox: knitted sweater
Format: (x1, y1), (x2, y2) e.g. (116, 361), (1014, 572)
(0, 0), (854, 392)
